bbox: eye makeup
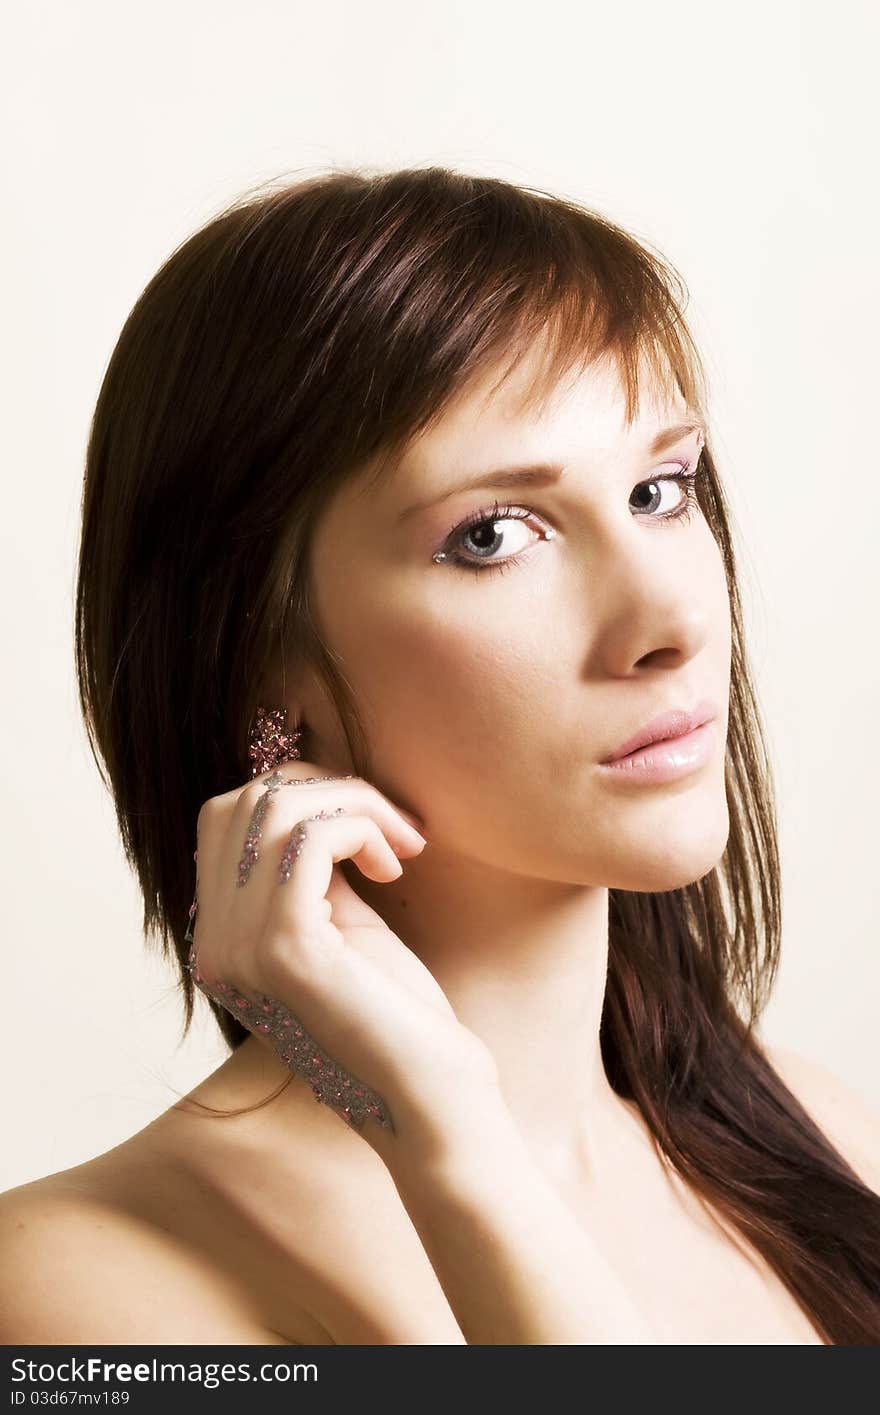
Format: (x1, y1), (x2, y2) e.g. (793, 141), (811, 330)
(432, 451), (707, 576)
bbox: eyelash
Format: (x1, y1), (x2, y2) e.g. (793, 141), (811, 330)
(436, 456), (706, 576)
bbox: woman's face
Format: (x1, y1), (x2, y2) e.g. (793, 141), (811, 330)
(299, 348), (732, 893)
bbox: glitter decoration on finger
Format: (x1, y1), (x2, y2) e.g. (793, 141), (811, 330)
(236, 771), (356, 887)
(187, 765), (360, 941)
(238, 789), (349, 889)
(237, 770), (288, 887)
(278, 807), (346, 884)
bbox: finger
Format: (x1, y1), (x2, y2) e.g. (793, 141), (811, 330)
(253, 811), (414, 1046)
(267, 810), (404, 935)
(200, 810), (403, 986)
(222, 775), (425, 905)
(244, 768), (427, 848)
(196, 770), (424, 906)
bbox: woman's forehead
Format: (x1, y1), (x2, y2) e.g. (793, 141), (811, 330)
(400, 364), (694, 476)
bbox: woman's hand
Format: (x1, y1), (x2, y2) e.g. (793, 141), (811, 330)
(187, 761), (502, 1168)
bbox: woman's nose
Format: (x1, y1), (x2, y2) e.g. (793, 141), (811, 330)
(587, 531), (714, 676)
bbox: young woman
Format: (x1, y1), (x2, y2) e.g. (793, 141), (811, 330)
(2, 166), (879, 1345)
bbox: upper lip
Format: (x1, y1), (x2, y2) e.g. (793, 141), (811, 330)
(600, 699), (718, 763)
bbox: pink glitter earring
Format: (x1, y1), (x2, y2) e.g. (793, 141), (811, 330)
(183, 701), (305, 945)
(184, 703), (304, 945)
(247, 705), (303, 776)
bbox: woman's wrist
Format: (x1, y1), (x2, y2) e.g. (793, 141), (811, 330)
(367, 1073), (527, 1187)
(381, 1098), (658, 1344)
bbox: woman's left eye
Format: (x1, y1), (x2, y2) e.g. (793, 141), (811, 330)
(432, 504), (549, 575)
(433, 458), (705, 576)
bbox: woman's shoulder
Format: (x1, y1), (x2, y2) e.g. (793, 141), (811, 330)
(762, 1042), (880, 1197)
(0, 1085), (344, 1346)
(0, 1160), (303, 1345)
(0, 1085), (465, 1346)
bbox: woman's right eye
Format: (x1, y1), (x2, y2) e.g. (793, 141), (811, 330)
(433, 501), (554, 575)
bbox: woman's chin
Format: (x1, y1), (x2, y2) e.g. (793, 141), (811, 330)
(601, 813), (731, 892)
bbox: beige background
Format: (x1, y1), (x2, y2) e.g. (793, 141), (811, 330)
(2, 0), (877, 1190)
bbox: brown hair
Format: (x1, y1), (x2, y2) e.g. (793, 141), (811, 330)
(74, 163), (880, 1342)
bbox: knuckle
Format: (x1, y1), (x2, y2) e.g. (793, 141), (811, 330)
(263, 917), (341, 985)
(261, 925), (311, 985)
(260, 928), (293, 974)
(196, 796), (219, 836)
(364, 816), (391, 849)
(357, 779), (393, 808)
(355, 781), (418, 829)
(456, 1028), (500, 1087)
(236, 776), (273, 808)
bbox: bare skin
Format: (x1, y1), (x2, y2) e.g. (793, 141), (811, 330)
(3, 343), (876, 1342)
(1, 1034), (839, 1344)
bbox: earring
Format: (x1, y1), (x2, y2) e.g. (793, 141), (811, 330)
(247, 705), (303, 777)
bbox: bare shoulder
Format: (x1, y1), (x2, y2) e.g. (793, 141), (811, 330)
(763, 1043), (880, 1197)
(0, 1084), (466, 1347)
(0, 1176), (299, 1346)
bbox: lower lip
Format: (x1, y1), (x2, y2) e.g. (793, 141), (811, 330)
(598, 719), (717, 784)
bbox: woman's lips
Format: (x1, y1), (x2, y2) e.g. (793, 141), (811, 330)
(601, 700), (718, 763)
(597, 719), (718, 784)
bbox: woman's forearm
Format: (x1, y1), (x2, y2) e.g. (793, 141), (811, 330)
(386, 1107), (659, 1345)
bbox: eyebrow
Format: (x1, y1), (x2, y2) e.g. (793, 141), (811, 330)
(397, 420), (705, 521)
